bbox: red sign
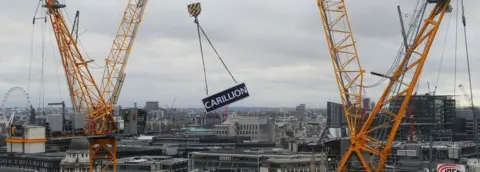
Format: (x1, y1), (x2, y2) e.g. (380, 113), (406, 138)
(437, 164), (465, 172)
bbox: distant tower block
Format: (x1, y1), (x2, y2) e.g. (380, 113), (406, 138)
(362, 98), (371, 110)
(6, 125), (46, 154)
(145, 101), (159, 111)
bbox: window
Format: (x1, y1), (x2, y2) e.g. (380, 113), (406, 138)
(138, 165), (151, 171)
(219, 156), (231, 161)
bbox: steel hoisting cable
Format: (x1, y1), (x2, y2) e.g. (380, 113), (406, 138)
(27, 0), (43, 105)
(336, 0), (426, 89)
(393, 1), (427, 95)
(27, 25), (35, 103)
(50, 31), (64, 102)
(460, 0), (474, 109)
(434, 10), (453, 94)
(44, 14), (65, 102)
(373, 0), (427, 141)
(459, 0), (477, 156)
(197, 19), (239, 115)
(62, 8), (104, 69)
(193, 16), (239, 96)
(197, 24), (238, 84)
(194, 18), (209, 96)
(39, 6), (47, 111)
(454, 0), (459, 98)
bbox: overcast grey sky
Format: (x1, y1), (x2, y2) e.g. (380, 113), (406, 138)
(0, 0), (478, 109)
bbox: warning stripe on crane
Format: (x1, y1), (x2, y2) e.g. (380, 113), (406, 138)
(187, 2), (202, 17)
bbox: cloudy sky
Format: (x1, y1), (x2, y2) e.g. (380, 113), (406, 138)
(0, 0), (478, 109)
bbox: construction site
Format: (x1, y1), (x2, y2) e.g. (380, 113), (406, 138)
(0, 0), (478, 172)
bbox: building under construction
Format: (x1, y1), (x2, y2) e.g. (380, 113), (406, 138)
(326, 95), (457, 142)
(392, 94), (456, 142)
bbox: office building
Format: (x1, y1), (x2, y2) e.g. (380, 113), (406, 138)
(326, 102), (347, 128)
(120, 108), (148, 135)
(188, 149), (326, 172)
(192, 113), (222, 128)
(213, 113), (276, 142)
(144, 101), (160, 111)
(454, 108), (480, 141)
(295, 104), (306, 118)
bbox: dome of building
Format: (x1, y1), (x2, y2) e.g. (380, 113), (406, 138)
(68, 138), (89, 151)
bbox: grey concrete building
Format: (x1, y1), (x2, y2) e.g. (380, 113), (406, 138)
(144, 101), (160, 111)
(214, 113), (276, 143)
(60, 138), (90, 172)
(188, 149), (327, 172)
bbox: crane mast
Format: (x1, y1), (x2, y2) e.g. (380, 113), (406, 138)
(44, 0), (149, 171)
(338, 1), (450, 171)
(44, 1), (117, 171)
(101, 0), (149, 105)
(317, 0), (451, 171)
(316, 0), (365, 138)
(43, 1), (111, 135)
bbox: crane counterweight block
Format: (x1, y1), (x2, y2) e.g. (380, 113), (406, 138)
(187, 2), (202, 18)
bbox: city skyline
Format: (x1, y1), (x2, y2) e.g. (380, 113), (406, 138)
(0, 0), (478, 109)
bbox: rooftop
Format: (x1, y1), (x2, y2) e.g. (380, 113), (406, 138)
(0, 152), (65, 161)
(191, 148), (322, 156)
(68, 138), (89, 151)
(117, 156), (187, 165)
(265, 158), (316, 163)
(191, 149), (325, 159)
(325, 138), (477, 148)
(159, 158), (188, 165)
(118, 156), (171, 164)
(181, 127), (212, 132)
(0, 167), (36, 172)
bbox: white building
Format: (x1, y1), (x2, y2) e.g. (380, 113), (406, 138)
(60, 138), (90, 172)
(147, 110), (165, 121)
(213, 113), (276, 142)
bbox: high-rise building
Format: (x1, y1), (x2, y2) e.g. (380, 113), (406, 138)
(362, 98), (371, 111)
(145, 101), (159, 111)
(326, 102), (347, 128)
(294, 104), (306, 117)
(120, 108), (148, 135)
(454, 108), (480, 141)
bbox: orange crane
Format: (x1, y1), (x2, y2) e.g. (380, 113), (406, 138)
(43, 0), (148, 171)
(101, 0), (149, 106)
(316, 0), (365, 145)
(317, 0), (451, 171)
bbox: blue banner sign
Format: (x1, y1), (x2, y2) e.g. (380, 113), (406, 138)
(202, 83), (250, 112)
